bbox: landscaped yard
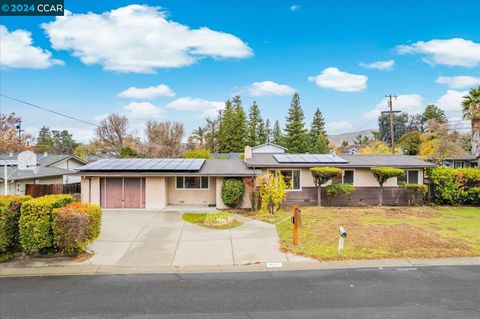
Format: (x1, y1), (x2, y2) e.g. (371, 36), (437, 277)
(245, 206), (480, 260)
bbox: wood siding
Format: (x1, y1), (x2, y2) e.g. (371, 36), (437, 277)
(286, 187), (411, 206)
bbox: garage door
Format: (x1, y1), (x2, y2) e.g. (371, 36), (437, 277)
(100, 178), (145, 209)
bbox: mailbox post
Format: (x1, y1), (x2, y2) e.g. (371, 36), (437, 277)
(292, 205), (300, 245)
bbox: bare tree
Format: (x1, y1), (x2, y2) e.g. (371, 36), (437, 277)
(0, 113), (32, 153)
(144, 121), (184, 157)
(95, 114), (129, 153)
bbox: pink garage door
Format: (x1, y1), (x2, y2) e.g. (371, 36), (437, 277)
(100, 178), (145, 209)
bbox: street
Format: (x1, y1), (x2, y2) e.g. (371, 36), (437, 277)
(1, 265), (479, 318)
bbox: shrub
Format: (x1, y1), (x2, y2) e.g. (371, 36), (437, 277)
(462, 187), (480, 206)
(310, 167), (342, 206)
(371, 167), (405, 206)
(0, 196), (31, 253)
(203, 212), (235, 227)
(53, 202), (102, 254)
(221, 179), (245, 207)
(325, 183), (354, 205)
(19, 194), (75, 252)
(183, 149), (211, 159)
(256, 173), (287, 215)
(400, 183), (428, 206)
(428, 167), (463, 205)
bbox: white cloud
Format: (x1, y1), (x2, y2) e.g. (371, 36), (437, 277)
(247, 81), (295, 96)
(325, 121), (355, 135)
(41, 5), (252, 73)
(122, 102), (164, 120)
(435, 90), (467, 119)
(166, 97), (224, 118)
(364, 94), (424, 119)
(308, 67), (368, 92)
(290, 5), (300, 11)
(359, 60), (395, 71)
(435, 76), (480, 89)
(0, 25), (63, 69)
(397, 38), (480, 67)
(118, 84), (175, 99)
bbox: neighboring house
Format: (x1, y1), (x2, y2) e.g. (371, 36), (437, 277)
(338, 144), (362, 154)
(76, 143), (435, 209)
(0, 153), (88, 195)
(442, 156), (478, 168)
(252, 142), (287, 154)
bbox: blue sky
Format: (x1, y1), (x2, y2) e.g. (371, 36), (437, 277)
(1, 0), (479, 142)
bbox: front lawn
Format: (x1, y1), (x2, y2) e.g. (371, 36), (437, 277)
(182, 212), (242, 229)
(250, 206), (480, 260)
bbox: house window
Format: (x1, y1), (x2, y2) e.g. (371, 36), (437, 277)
(342, 170), (354, 184)
(397, 170), (419, 185)
(176, 176), (209, 189)
(268, 169), (301, 190)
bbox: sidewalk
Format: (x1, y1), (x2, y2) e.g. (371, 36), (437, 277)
(2, 256), (479, 277)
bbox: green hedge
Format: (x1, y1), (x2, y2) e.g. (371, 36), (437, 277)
(326, 183), (354, 204)
(221, 179), (245, 207)
(19, 194), (75, 252)
(0, 196), (31, 253)
(428, 167), (480, 205)
(53, 202), (102, 254)
(400, 183), (428, 206)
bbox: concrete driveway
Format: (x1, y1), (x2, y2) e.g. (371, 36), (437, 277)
(87, 210), (309, 267)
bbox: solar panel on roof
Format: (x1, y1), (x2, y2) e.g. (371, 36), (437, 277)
(79, 158), (206, 171)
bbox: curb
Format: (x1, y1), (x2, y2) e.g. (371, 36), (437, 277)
(1, 257), (479, 278)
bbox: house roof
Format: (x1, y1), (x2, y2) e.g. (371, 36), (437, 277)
(246, 153), (436, 168)
(443, 155), (477, 162)
(251, 142), (288, 151)
(76, 159), (259, 177)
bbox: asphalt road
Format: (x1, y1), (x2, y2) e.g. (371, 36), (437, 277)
(1, 266), (479, 318)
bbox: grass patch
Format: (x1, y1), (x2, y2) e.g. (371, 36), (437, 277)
(248, 206), (480, 261)
(182, 212), (242, 229)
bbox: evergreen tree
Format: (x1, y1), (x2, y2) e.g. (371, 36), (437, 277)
(258, 119), (267, 144)
(272, 120), (282, 145)
(423, 104), (447, 124)
(264, 119), (272, 142)
(309, 108), (329, 153)
(218, 100), (236, 152)
(51, 130), (79, 154)
(35, 126), (53, 152)
(284, 92), (310, 153)
(246, 101), (262, 146)
(232, 95), (247, 151)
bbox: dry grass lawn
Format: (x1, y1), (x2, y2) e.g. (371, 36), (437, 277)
(247, 206), (480, 261)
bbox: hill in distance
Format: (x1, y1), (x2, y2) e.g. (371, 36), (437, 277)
(328, 129), (374, 145)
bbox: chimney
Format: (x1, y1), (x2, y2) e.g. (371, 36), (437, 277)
(244, 146), (252, 163)
(9, 152), (13, 157)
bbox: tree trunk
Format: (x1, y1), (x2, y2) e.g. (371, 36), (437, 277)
(472, 119), (480, 160)
(317, 185), (322, 207)
(379, 184), (383, 206)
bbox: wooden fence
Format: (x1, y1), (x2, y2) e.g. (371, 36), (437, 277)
(25, 183), (81, 198)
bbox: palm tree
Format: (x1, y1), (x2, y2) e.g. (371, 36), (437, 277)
(190, 126), (206, 147)
(462, 86), (480, 163)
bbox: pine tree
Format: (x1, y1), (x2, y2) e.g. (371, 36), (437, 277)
(232, 95), (247, 151)
(218, 100), (235, 152)
(284, 92), (310, 153)
(264, 119), (272, 142)
(309, 108), (329, 153)
(272, 120), (282, 145)
(246, 101), (262, 146)
(35, 126), (53, 153)
(258, 119), (267, 144)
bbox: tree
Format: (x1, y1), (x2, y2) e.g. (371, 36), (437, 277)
(284, 92), (310, 153)
(258, 118), (267, 145)
(35, 126), (53, 153)
(246, 101), (263, 146)
(272, 120), (282, 145)
(256, 173), (287, 215)
(120, 147), (137, 158)
(462, 86), (480, 161)
(310, 167), (341, 206)
(341, 140), (349, 147)
(232, 96), (247, 151)
(95, 113), (129, 154)
(423, 104), (447, 124)
(189, 126), (206, 148)
(408, 114), (425, 132)
(144, 121), (184, 157)
(360, 141), (395, 154)
(353, 134), (372, 146)
(218, 98), (246, 152)
(399, 131), (421, 155)
(419, 126), (468, 163)
(378, 112), (409, 147)
(51, 130), (78, 154)
(205, 116), (221, 152)
(0, 113), (32, 153)
(264, 119), (272, 142)
(371, 167), (404, 206)
(309, 108), (329, 153)
(183, 149), (211, 158)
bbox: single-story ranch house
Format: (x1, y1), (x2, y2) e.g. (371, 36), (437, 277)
(76, 143), (436, 209)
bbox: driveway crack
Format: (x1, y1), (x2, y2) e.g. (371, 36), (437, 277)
(171, 219), (185, 266)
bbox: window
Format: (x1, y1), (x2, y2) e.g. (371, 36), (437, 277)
(176, 176), (209, 189)
(342, 170), (354, 184)
(397, 170), (419, 185)
(268, 169), (301, 190)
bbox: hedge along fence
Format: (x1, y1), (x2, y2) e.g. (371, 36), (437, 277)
(428, 167), (480, 205)
(19, 194), (76, 252)
(0, 196), (31, 253)
(53, 202), (101, 254)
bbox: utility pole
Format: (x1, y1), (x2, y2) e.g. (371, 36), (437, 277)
(381, 95), (400, 154)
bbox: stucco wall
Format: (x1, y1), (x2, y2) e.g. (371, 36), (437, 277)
(80, 177), (100, 205)
(145, 177), (167, 209)
(215, 177), (252, 209)
(52, 158), (84, 183)
(167, 176), (216, 205)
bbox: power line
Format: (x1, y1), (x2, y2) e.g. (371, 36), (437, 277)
(0, 93), (99, 127)
(381, 94), (400, 154)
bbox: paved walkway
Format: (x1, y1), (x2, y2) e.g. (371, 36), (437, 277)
(85, 210), (311, 267)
